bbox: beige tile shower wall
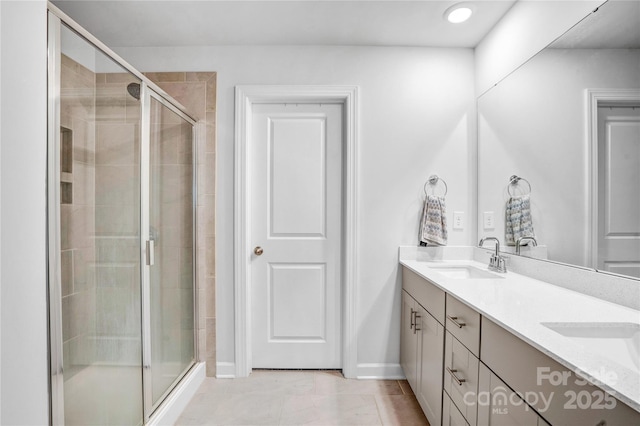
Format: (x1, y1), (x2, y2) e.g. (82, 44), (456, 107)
(146, 72), (217, 376)
(58, 62), (216, 374)
(59, 55), (97, 376)
(149, 102), (195, 381)
(94, 72), (142, 365)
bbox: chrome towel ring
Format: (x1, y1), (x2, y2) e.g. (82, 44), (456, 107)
(424, 175), (448, 197)
(508, 175), (532, 196)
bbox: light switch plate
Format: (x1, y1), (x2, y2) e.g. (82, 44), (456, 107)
(453, 211), (464, 229)
(484, 211), (495, 229)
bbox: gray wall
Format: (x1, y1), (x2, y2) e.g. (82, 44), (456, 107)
(0, 1), (49, 424)
(115, 44), (477, 376)
(0, 1), (611, 421)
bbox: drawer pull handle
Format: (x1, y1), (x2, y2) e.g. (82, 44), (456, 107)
(446, 367), (466, 386)
(413, 314), (421, 334)
(447, 315), (466, 328)
(410, 309), (416, 330)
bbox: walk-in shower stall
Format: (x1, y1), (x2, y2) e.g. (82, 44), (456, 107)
(47, 5), (198, 424)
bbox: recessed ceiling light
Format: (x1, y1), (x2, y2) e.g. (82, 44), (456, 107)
(445, 3), (474, 24)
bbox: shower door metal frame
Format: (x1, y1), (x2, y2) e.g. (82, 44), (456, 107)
(141, 86), (198, 421)
(46, 3), (199, 424)
(46, 11), (65, 426)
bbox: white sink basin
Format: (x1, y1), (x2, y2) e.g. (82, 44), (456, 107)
(542, 322), (640, 373)
(428, 265), (504, 280)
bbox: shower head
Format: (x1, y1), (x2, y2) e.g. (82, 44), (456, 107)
(127, 82), (140, 100)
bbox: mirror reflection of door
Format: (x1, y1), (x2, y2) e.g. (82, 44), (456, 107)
(476, 0), (640, 280)
(597, 105), (640, 278)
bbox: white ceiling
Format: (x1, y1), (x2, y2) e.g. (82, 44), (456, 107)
(51, 0), (516, 48)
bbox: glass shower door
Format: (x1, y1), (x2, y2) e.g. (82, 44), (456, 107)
(144, 93), (196, 411)
(53, 21), (144, 426)
(49, 12), (197, 425)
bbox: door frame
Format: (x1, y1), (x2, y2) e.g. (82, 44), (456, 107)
(586, 88), (640, 269)
(234, 85), (359, 378)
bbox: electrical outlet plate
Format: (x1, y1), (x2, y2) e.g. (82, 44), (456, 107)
(453, 211), (464, 230)
(484, 211), (495, 229)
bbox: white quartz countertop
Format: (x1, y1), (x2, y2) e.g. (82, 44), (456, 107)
(399, 256), (640, 412)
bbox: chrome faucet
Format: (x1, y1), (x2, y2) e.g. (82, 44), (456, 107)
(479, 237), (507, 273)
(515, 236), (538, 255)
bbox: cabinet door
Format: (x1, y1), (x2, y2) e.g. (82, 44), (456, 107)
(416, 305), (444, 426)
(477, 363), (538, 426)
(400, 291), (418, 391)
(444, 391), (471, 426)
(481, 318), (640, 425)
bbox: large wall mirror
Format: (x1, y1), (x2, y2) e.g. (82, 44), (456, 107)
(477, 0), (640, 279)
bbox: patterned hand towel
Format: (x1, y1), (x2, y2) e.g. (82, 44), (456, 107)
(419, 195), (448, 246)
(505, 194), (535, 245)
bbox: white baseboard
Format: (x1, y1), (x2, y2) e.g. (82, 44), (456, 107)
(216, 361), (237, 378)
(356, 363), (405, 380)
(148, 362), (205, 426)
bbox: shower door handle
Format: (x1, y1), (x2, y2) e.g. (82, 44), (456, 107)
(146, 240), (155, 266)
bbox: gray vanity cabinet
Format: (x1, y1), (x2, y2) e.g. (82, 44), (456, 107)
(400, 264), (640, 426)
(481, 318), (640, 426)
(401, 268), (446, 426)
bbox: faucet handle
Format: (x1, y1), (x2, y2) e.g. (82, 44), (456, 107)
(488, 253), (507, 273)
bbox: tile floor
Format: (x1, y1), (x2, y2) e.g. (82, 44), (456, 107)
(176, 370), (429, 425)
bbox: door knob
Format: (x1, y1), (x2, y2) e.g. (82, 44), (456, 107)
(254, 246), (264, 256)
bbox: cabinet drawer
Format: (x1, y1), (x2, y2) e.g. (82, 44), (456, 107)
(481, 318), (640, 426)
(477, 362), (539, 426)
(445, 331), (479, 426)
(443, 390), (471, 426)
(402, 266), (445, 324)
(446, 294), (481, 356)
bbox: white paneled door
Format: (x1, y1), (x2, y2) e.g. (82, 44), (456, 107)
(597, 106), (640, 278)
(251, 103), (343, 368)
